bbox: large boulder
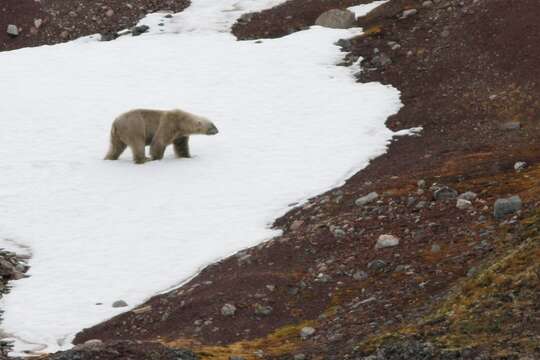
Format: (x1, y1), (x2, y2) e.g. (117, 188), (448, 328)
(315, 9), (356, 29)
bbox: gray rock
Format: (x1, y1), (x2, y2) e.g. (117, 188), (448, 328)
(221, 303), (237, 316)
(372, 53), (392, 67)
(458, 191), (477, 201)
(290, 220), (304, 231)
(493, 195), (522, 219)
(300, 326), (316, 339)
(499, 121), (521, 130)
(293, 354), (306, 360)
(335, 38), (352, 51)
(367, 259), (386, 271)
(433, 186), (458, 201)
(400, 9), (418, 19)
(355, 192), (379, 206)
(417, 179), (426, 188)
(456, 198), (472, 210)
(431, 243), (441, 253)
(375, 234), (400, 249)
(415, 201), (427, 209)
(6, 24), (18, 37)
(353, 270), (368, 280)
(315, 9), (356, 29)
(514, 161), (527, 172)
(229, 357), (245, 360)
(73, 339), (104, 351)
(112, 300), (128, 308)
(132, 25), (150, 36)
(422, 1), (434, 7)
(100, 31), (119, 41)
(254, 304), (273, 316)
(331, 226), (346, 238)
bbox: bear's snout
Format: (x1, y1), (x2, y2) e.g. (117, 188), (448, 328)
(207, 124), (219, 135)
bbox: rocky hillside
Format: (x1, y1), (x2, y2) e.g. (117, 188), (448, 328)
(3, 0), (539, 359)
(0, 0), (189, 51)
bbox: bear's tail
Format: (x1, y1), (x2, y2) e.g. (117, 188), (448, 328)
(104, 123), (125, 160)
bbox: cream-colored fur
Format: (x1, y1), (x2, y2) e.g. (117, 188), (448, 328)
(104, 109), (218, 164)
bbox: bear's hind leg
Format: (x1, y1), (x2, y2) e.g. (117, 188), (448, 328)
(173, 136), (190, 158)
(104, 137), (127, 160)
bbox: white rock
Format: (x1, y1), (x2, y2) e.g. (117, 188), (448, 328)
(7, 24), (19, 36)
(375, 234), (400, 249)
(300, 326), (316, 339)
(456, 198), (472, 210)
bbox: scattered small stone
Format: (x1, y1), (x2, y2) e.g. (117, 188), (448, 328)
(415, 201), (427, 209)
(78, 339), (105, 351)
(105, 9), (114, 17)
(254, 304), (273, 316)
(290, 220), (304, 231)
(353, 270), (368, 280)
(422, 1), (433, 7)
(300, 326), (316, 339)
(458, 191), (477, 201)
(456, 198), (472, 210)
(315, 9), (356, 29)
(355, 192), (379, 206)
(433, 186), (458, 201)
(266, 284), (275, 292)
(331, 226), (346, 238)
(132, 25), (150, 36)
(221, 303), (237, 316)
(514, 161), (528, 172)
(371, 53), (392, 67)
(112, 300), (128, 308)
(375, 234), (400, 249)
(431, 243), (441, 253)
(294, 354), (307, 360)
(417, 179), (426, 188)
(499, 121), (521, 130)
(100, 31), (119, 41)
(467, 266), (478, 277)
(335, 38), (352, 51)
(34, 18), (43, 29)
(316, 273), (332, 283)
(400, 9), (418, 19)
(229, 356), (245, 360)
(6, 24), (19, 37)
(493, 195), (522, 219)
(367, 259), (386, 271)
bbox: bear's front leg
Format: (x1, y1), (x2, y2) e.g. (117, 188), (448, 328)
(173, 136), (191, 158)
(150, 140), (167, 160)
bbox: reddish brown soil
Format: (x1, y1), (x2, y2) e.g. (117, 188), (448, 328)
(0, 0), (189, 52)
(7, 0), (540, 359)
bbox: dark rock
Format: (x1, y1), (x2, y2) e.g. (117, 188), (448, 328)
(100, 31), (119, 41)
(112, 300), (128, 308)
(132, 25), (150, 36)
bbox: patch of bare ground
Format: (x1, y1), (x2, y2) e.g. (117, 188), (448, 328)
(33, 0), (540, 359)
(0, 0), (189, 52)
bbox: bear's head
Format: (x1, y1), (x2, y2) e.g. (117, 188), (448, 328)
(196, 116), (219, 135)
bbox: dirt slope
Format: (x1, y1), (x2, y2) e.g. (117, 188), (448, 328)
(0, 0), (189, 52)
